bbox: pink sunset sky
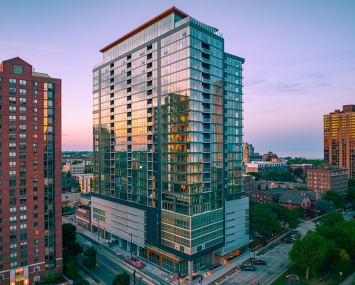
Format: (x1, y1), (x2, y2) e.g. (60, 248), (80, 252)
(1, 0), (354, 158)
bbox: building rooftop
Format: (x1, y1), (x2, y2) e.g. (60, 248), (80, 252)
(100, 7), (188, 53)
(279, 192), (309, 205)
(328, 105), (355, 115)
(262, 187), (295, 194)
(62, 178), (76, 189)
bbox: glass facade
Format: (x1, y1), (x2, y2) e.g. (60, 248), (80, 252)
(93, 9), (245, 272)
(43, 82), (57, 270)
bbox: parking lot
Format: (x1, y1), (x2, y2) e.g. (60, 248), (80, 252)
(222, 243), (293, 285)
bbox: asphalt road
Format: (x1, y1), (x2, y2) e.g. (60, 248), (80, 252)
(222, 243), (293, 285)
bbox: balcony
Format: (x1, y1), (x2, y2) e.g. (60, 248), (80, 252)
(203, 87), (211, 93)
(202, 67), (211, 73)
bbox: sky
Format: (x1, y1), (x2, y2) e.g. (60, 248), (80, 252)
(1, 0), (354, 158)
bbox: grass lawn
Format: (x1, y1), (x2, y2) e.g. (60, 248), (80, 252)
(270, 263), (355, 285)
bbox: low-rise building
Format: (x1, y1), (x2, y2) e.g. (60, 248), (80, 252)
(250, 188), (297, 204)
(256, 180), (306, 191)
(278, 192), (311, 210)
(242, 174), (256, 196)
(76, 205), (91, 231)
(63, 162), (85, 175)
(62, 191), (81, 208)
(62, 177), (77, 192)
(262, 151), (278, 162)
(307, 164), (348, 195)
(72, 174), (93, 194)
(298, 191), (324, 209)
(289, 164), (317, 175)
(245, 161), (289, 178)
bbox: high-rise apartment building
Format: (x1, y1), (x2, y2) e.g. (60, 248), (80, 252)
(324, 104), (355, 179)
(92, 7), (249, 278)
(0, 58), (62, 284)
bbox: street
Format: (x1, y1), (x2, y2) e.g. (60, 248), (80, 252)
(63, 216), (148, 285)
(222, 243), (293, 285)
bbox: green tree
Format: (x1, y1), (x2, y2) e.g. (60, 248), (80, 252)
(322, 240), (350, 277)
(84, 168), (93, 174)
(289, 232), (328, 279)
(84, 246), (97, 270)
(346, 187), (355, 203)
(66, 171), (72, 178)
(249, 199), (256, 207)
(318, 212), (344, 227)
(246, 172), (261, 181)
(317, 199), (335, 214)
(293, 168), (303, 176)
(265, 171), (297, 182)
(78, 184), (81, 191)
(352, 200), (355, 211)
(295, 206), (305, 219)
(65, 259), (79, 278)
(63, 206), (71, 213)
(349, 178), (355, 188)
(72, 160), (82, 165)
(325, 191), (346, 209)
(294, 186), (307, 191)
(111, 271), (130, 285)
(249, 206), (282, 237)
(90, 178), (94, 188)
(62, 223), (84, 265)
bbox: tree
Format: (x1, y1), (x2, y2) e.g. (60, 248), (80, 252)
(317, 199), (335, 214)
(249, 206), (282, 237)
(295, 206), (305, 219)
(90, 178), (94, 188)
(111, 271), (130, 285)
(72, 160), (82, 165)
(325, 191), (346, 209)
(352, 200), (355, 211)
(84, 246), (97, 270)
(294, 186), (307, 191)
(318, 212), (344, 227)
(63, 206), (71, 213)
(62, 223), (84, 265)
(346, 187), (355, 203)
(289, 232), (328, 279)
(293, 168), (303, 176)
(65, 259), (79, 278)
(349, 178), (355, 188)
(249, 199), (256, 207)
(78, 184), (81, 191)
(246, 172), (261, 181)
(84, 168), (93, 174)
(66, 171), (72, 178)
(265, 171), (297, 182)
(322, 240), (350, 277)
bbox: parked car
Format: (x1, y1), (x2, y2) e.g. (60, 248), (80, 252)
(292, 234), (301, 239)
(241, 265), (256, 271)
(252, 260), (266, 265)
(349, 215), (355, 220)
(283, 238), (295, 243)
(254, 233), (260, 238)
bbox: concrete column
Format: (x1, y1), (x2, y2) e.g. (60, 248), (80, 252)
(119, 238), (123, 248)
(220, 256), (225, 265)
(137, 246), (140, 257)
(188, 260), (194, 283)
(127, 241), (131, 252)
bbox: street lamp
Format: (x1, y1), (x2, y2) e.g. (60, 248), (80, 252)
(129, 233), (133, 258)
(96, 264), (99, 280)
(95, 218), (100, 241)
(133, 269), (136, 285)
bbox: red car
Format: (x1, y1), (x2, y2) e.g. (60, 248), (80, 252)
(252, 260), (266, 265)
(283, 238), (295, 243)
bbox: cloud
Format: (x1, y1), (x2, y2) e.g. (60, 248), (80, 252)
(0, 40), (65, 52)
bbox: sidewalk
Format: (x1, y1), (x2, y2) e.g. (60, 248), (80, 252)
(79, 269), (101, 285)
(63, 216), (170, 285)
(170, 230), (291, 285)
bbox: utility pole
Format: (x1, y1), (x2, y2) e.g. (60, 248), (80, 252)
(133, 269), (136, 285)
(130, 233), (133, 258)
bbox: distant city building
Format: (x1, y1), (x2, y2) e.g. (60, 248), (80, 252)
(76, 205), (91, 231)
(63, 162), (85, 175)
(262, 151), (278, 162)
(0, 57), (63, 282)
(61, 177), (77, 192)
(243, 143), (254, 164)
(72, 174), (93, 194)
(289, 164), (317, 175)
(279, 192), (311, 210)
(92, 7), (248, 277)
(250, 188), (297, 204)
(245, 161), (288, 177)
(242, 174), (256, 196)
(256, 181), (305, 191)
(307, 164), (348, 195)
(324, 104), (355, 178)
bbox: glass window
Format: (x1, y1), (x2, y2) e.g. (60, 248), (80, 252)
(19, 80), (26, 86)
(9, 79), (16, 85)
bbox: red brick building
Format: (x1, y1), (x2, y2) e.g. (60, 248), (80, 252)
(307, 164), (348, 196)
(278, 192), (311, 210)
(0, 58), (62, 284)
